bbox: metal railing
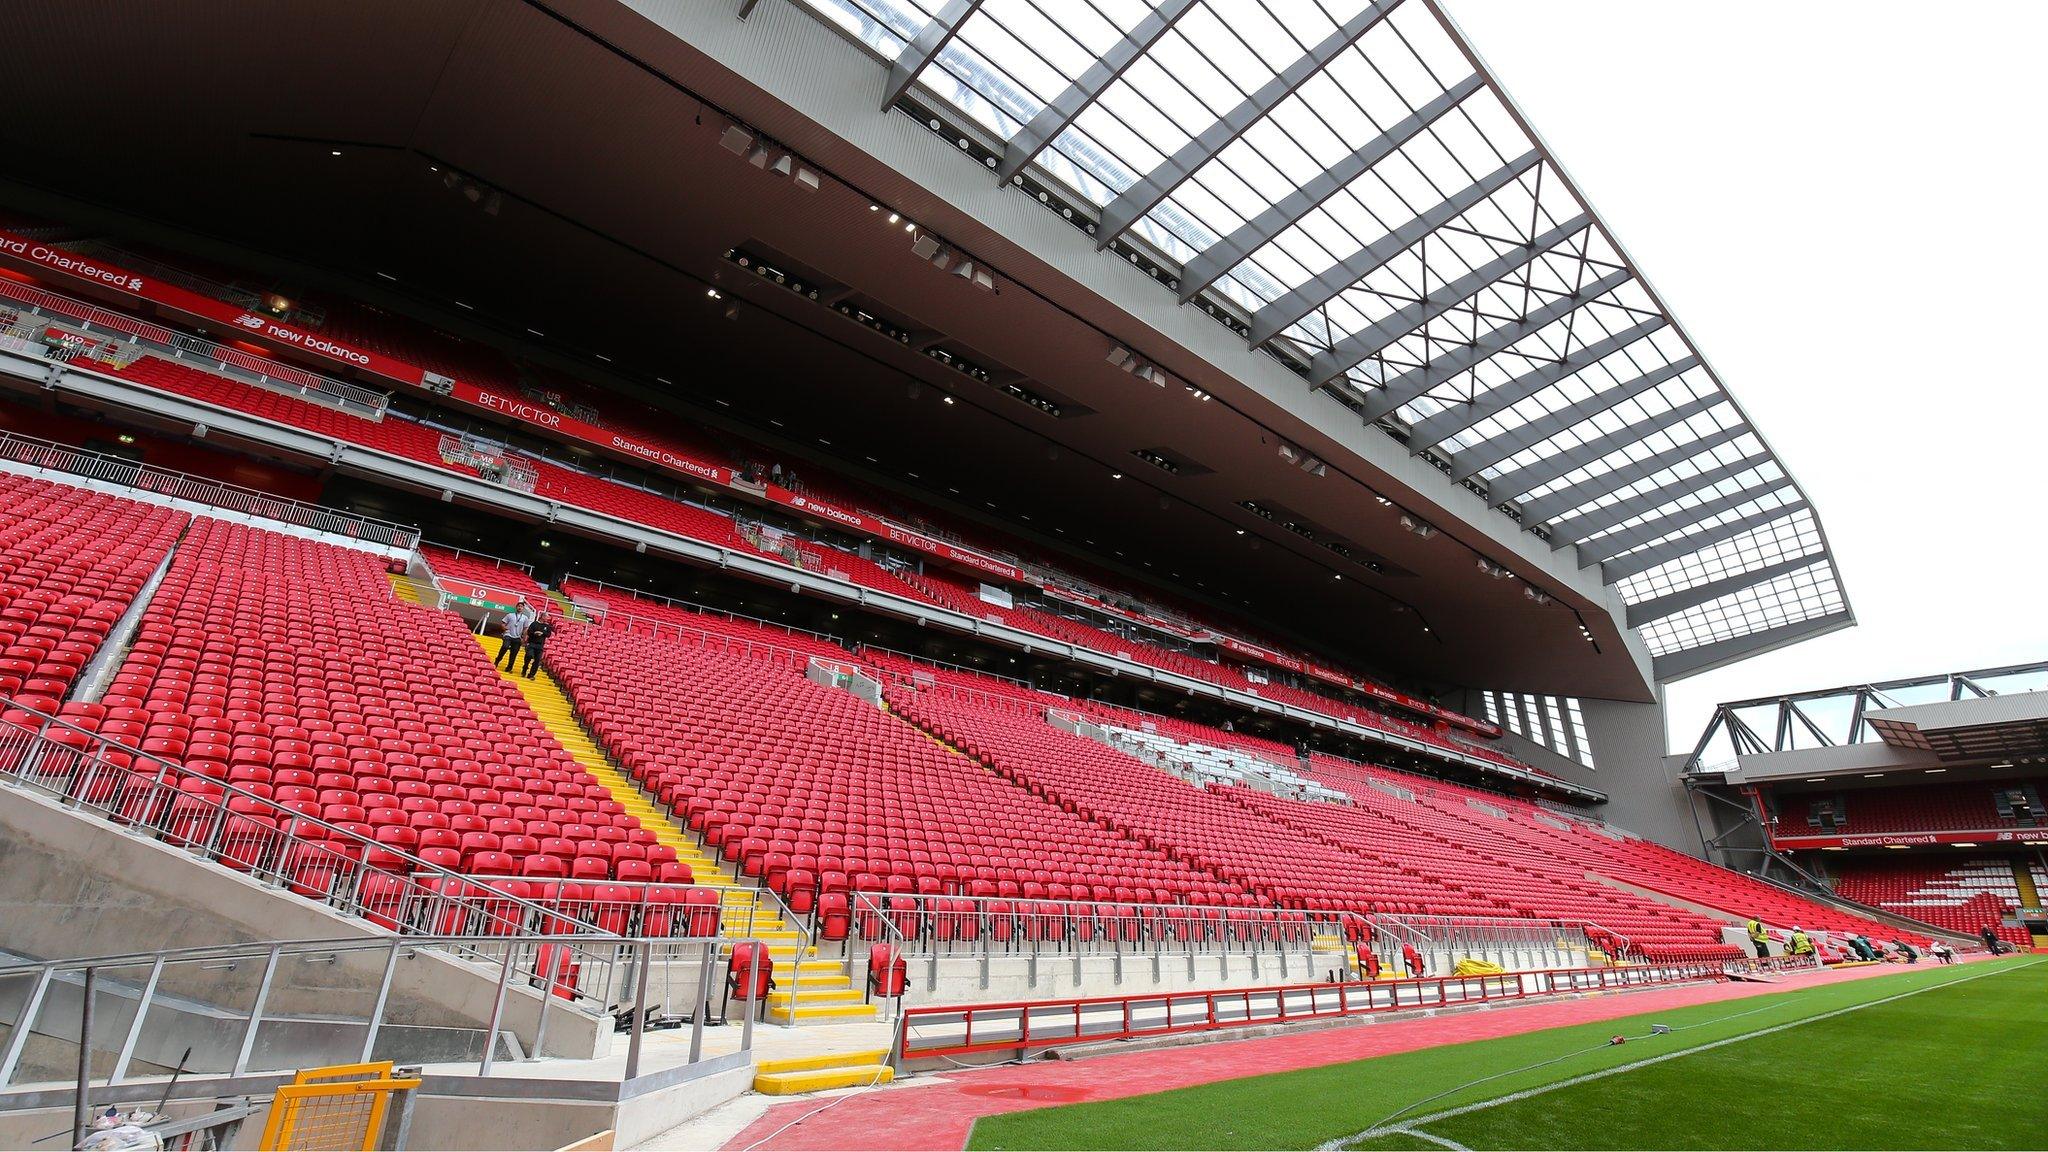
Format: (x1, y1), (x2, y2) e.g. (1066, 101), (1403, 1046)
(1366, 912), (1609, 969)
(584, 605), (827, 670)
(437, 433), (539, 494)
(421, 542), (536, 574)
(0, 932), (768, 1090)
(846, 893), (1338, 958)
(0, 706), (812, 1001)
(844, 892), (1344, 994)
(420, 878), (792, 945)
(0, 429), (419, 550)
(0, 278), (390, 415)
(565, 577), (840, 645)
(898, 960), (1729, 1062)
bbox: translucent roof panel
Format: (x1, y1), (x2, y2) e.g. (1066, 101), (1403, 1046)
(786, 0), (1850, 669)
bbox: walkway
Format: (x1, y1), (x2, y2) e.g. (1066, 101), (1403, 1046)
(669, 959), (1965, 1151)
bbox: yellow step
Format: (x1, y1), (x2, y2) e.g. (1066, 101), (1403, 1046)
(755, 1049), (891, 1076)
(753, 1064), (893, 1096)
(768, 987), (864, 1006)
(386, 572), (429, 605)
(766, 1001), (879, 1024)
(473, 634), (798, 940)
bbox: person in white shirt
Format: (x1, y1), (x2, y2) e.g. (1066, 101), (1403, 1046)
(495, 600), (536, 672)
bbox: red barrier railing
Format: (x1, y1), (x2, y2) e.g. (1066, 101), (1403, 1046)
(898, 961), (1726, 1060)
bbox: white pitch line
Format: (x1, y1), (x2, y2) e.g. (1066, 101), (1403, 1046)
(1394, 1125), (1473, 1151)
(1328, 958), (2043, 1150)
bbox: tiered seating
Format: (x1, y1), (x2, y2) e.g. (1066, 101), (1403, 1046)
(1226, 787), (1736, 960)
(543, 622), (1240, 909)
(888, 683), (1474, 915)
(1102, 726), (1346, 802)
(1829, 858), (2031, 947)
(28, 238), (1520, 758)
(96, 518), (667, 886)
(561, 580), (851, 667)
(0, 476), (187, 710)
(421, 546), (551, 606)
(111, 356), (441, 461)
(1776, 781), (2045, 836)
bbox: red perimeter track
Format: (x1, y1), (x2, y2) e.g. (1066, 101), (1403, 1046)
(725, 959), (1980, 1150)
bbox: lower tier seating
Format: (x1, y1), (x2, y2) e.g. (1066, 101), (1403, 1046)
(90, 517), (665, 884)
(544, 621), (1240, 909)
(0, 475), (187, 711)
(1829, 858), (2033, 947)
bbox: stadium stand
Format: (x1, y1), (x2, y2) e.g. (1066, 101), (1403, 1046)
(1773, 780), (2047, 836)
(0, 475), (188, 709)
(1828, 857), (2034, 947)
(541, 614), (1242, 911)
(0, 239), (1529, 767)
(95, 517), (662, 884)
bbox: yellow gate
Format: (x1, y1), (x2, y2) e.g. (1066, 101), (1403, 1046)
(259, 1061), (423, 1151)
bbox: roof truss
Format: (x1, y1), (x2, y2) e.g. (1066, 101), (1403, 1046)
(1092, 0), (1404, 248)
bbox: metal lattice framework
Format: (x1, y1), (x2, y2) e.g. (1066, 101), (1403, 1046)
(1682, 660), (2048, 773)
(786, 0), (1851, 672)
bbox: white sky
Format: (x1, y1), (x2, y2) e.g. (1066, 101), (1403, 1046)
(1446, 0), (2048, 752)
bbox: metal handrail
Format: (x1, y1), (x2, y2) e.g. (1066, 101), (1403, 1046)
(845, 891), (1342, 957)
(0, 931), (771, 1087)
(564, 576), (840, 644)
(421, 541), (537, 575)
(0, 278), (390, 415)
(0, 701), (809, 952)
(0, 703), (607, 936)
(899, 960), (1729, 1062)
(0, 428), (419, 550)
(582, 605), (826, 669)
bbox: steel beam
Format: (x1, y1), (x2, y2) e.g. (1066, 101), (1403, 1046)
(1480, 391), (1723, 495)
(1093, 0), (1403, 247)
(1548, 453), (1773, 543)
(998, 0), (1196, 183)
(1179, 74), (1486, 304)
(880, 0), (985, 111)
(1244, 149), (1539, 338)
(1599, 500), (1809, 583)
(1576, 477), (1791, 566)
(1514, 424), (1749, 524)
(1357, 265), (1626, 420)
(1311, 214), (1592, 389)
(1624, 555), (1825, 629)
(1406, 316), (1666, 449)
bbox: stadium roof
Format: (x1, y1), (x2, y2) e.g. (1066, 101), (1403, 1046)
(787, 0), (1852, 672)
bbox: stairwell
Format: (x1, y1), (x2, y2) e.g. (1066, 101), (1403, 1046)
(2013, 860), (2041, 909)
(472, 633), (875, 1025)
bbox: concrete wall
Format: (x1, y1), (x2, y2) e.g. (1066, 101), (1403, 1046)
(1576, 694), (1716, 856)
(0, 788), (603, 1068)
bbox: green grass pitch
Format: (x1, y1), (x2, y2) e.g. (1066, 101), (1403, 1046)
(966, 956), (2046, 1151)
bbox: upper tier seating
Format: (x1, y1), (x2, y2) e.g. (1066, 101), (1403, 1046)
(543, 619), (1241, 908)
(96, 518), (666, 884)
(1828, 858), (2033, 947)
(559, 580), (852, 667)
(51, 314), (1515, 758)
(0, 476), (187, 710)
(1775, 781), (2046, 837)
(421, 546), (551, 607)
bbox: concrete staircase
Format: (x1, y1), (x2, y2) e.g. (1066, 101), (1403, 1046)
(474, 635), (874, 1025)
(751, 1048), (894, 1096)
(387, 570), (434, 606)
(547, 587), (593, 622)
